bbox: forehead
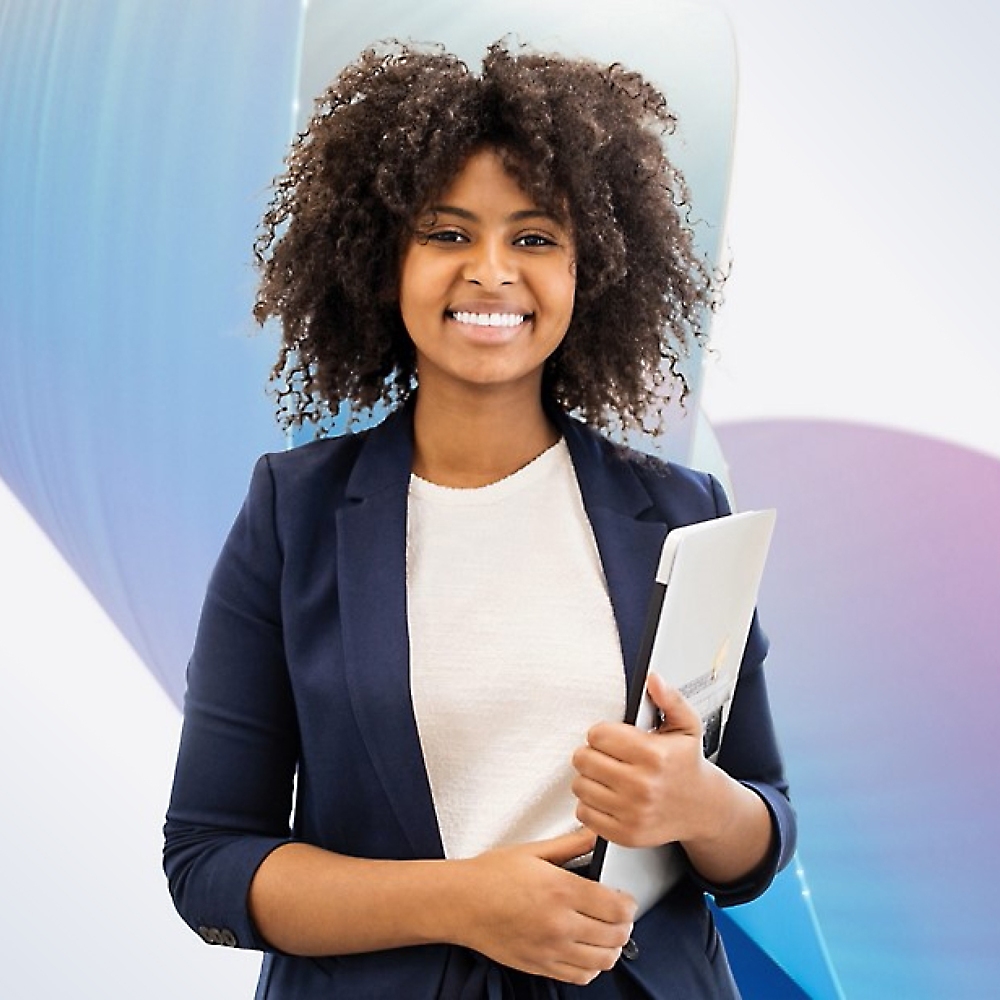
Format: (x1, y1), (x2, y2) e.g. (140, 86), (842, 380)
(424, 146), (568, 222)
(437, 149), (531, 200)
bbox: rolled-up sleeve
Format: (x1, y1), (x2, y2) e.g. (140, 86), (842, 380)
(163, 455), (298, 951)
(689, 614), (797, 907)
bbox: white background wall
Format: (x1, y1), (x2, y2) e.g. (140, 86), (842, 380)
(705, 0), (999, 462)
(0, 480), (261, 998)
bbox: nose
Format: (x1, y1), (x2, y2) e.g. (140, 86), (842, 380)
(463, 237), (515, 288)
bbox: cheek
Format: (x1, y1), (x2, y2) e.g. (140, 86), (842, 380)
(399, 251), (452, 305)
(397, 262), (430, 326)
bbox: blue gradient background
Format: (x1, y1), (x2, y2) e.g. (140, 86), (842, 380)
(2, 0), (998, 996)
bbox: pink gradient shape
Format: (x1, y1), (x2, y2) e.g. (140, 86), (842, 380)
(716, 419), (1000, 998)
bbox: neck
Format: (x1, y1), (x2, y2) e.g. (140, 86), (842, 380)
(411, 382), (559, 488)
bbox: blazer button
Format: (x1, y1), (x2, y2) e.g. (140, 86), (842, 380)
(198, 925), (221, 945)
(220, 929), (238, 947)
(622, 937), (640, 961)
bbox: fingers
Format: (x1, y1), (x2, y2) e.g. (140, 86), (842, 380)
(572, 772), (623, 821)
(574, 791), (633, 847)
(570, 730), (658, 844)
(576, 882), (637, 929)
(521, 845), (638, 929)
(571, 681), (708, 848)
(570, 756), (643, 843)
(580, 679), (701, 762)
(463, 838), (636, 985)
(544, 893), (636, 984)
(645, 673), (702, 735)
(548, 926), (635, 984)
(526, 826), (597, 865)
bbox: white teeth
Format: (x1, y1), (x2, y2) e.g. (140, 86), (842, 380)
(450, 311), (527, 328)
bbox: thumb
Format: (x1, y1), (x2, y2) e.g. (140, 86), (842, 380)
(523, 827), (597, 866)
(645, 673), (701, 737)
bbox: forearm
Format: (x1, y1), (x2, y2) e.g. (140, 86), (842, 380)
(248, 842), (466, 956)
(679, 765), (774, 888)
(247, 829), (635, 985)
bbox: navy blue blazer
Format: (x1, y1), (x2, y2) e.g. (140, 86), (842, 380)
(164, 404), (796, 999)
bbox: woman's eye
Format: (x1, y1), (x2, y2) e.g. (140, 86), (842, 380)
(514, 233), (557, 248)
(425, 229), (467, 244)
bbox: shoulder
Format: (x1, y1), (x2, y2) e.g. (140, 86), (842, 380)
(219, 433), (369, 561)
(262, 431), (369, 497)
(558, 413), (729, 523)
(246, 406), (413, 534)
(628, 449), (731, 520)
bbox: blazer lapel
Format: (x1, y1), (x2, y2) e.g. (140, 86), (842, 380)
(558, 415), (672, 689)
(336, 407), (444, 860)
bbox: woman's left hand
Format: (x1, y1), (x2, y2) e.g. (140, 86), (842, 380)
(570, 673), (717, 849)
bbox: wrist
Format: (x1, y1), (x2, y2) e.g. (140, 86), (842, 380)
(680, 768), (774, 886)
(423, 857), (480, 950)
(688, 762), (747, 849)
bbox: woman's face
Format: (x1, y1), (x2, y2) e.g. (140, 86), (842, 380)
(398, 147), (576, 401)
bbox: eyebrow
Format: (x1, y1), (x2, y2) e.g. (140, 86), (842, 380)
(426, 205), (560, 224)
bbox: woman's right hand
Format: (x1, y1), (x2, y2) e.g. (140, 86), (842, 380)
(451, 828), (637, 985)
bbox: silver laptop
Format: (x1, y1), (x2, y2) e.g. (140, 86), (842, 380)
(587, 508), (776, 916)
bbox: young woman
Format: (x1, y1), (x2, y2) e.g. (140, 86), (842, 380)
(164, 40), (796, 999)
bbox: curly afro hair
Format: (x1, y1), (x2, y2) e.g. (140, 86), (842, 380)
(254, 38), (718, 436)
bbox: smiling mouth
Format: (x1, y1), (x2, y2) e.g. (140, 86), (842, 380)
(447, 310), (531, 328)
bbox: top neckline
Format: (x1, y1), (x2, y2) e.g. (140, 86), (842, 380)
(408, 438), (568, 504)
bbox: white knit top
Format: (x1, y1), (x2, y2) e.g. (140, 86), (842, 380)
(406, 439), (626, 860)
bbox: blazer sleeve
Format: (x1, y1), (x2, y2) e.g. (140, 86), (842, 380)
(163, 455), (297, 951)
(681, 475), (797, 908)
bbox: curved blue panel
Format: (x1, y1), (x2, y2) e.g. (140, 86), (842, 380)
(0, 0), (298, 702)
